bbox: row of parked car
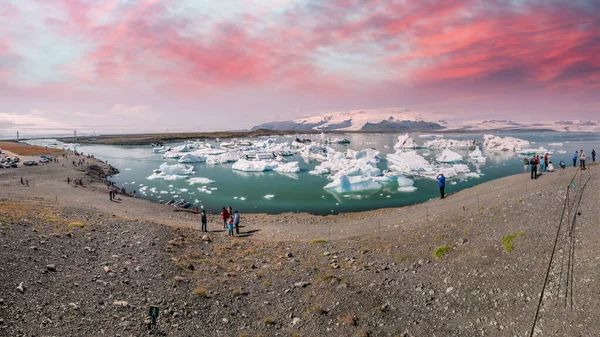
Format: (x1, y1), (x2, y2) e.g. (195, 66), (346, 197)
(0, 154), (54, 169)
(0, 155), (20, 168)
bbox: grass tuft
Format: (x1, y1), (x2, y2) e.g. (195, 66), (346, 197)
(68, 222), (84, 228)
(502, 232), (524, 252)
(193, 286), (208, 297)
(263, 317), (276, 325)
(433, 245), (452, 259)
(310, 238), (327, 244)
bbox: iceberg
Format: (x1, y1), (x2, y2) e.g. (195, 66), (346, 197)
(468, 147), (487, 163)
(398, 186), (417, 192)
(424, 138), (478, 149)
(264, 194), (275, 200)
(483, 134), (530, 151)
(387, 151), (431, 173)
(393, 133), (418, 150)
(232, 159), (279, 172)
(273, 161), (301, 173)
(518, 147), (551, 155)
(324, 175), (382, 193)
(147, 162), (194, 180)
(188, 177), (215, 185)
(178, 153), (207, 163)
(548, 142), (563, 146)
(436, 149), (463, 163)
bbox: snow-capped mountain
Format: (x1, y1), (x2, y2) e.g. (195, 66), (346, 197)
(251, 108), (600, 133)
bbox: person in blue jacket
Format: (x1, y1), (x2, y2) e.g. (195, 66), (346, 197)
(437, 173), (446, 199)
(573, 151), (578, 167)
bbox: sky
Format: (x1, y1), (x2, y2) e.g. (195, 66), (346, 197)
(0, 0), (599, 136)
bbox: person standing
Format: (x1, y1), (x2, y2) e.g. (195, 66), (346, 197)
(591, 149), (596, 162)
(573, 151), (578, 167)
(20, 177), (24, 185)
(544, 153), (549, 172)
(221, 207), (229, 229)
(580, 150), (586, 170)
(523, 157), (528, 173)
(201, 209), (207, 232)
(227, 217), (234, 236)
(233, 210), (240, 235)
(109, 190), (113, 201)
(227, 205), (233, 220)
(436, 173), (446, 199)
(530, 156), (537, 179)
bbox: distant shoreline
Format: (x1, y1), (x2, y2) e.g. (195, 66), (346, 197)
(45, 128), (561, 146)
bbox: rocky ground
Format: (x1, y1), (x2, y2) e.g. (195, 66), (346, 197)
(0, 145), (599, 336)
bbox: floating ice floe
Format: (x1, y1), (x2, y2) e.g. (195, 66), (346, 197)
(179, 188), (188, 192)
(147, 162), (194, 180)
(424, 138), (478, 149)
(178, 153), (207, 163)
(387, 151), (430, 174)
(483, 134), (530, 151)
(436, 149), (463, 163)
(398, 186), (417, 192)
(518, 146), (551, 155)
(324, 175), (382, 193)
(394, 134), (418, 150)
(557, 150), (567, 154)
(188, 177), (215, 185)
(273, 161), (300, 173)
(548, 142), (563, 146)
(468, 147), (487, 163)
(264, 194), (275, 200)
(232, 159), (279, 172)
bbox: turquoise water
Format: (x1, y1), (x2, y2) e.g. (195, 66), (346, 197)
(68, 132), (599, 215)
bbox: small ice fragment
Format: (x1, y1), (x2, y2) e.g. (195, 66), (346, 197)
(264, 194), (275, 200)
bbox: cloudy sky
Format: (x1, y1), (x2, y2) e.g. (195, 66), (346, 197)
(1, 0), (599, 136)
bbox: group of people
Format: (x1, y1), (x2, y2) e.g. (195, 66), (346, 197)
(219, 206), (241, 236)
(19, 177), (29, 186)
(73, 158), (86, 166)
(524, 153), (552, 180)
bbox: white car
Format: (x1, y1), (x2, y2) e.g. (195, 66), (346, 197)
(39, 157), (50, 163)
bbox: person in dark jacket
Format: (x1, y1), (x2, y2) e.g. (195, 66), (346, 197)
(201, 209), (207, 232)
(573, 151), (578, 167)
(436, 173), (446, 199)
(530, 157), (537, 179)
(591, 149), (596, 162)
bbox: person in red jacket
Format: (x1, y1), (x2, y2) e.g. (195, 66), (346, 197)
(221, 207), (229, 229)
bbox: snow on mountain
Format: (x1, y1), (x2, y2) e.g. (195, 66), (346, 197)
(251, 108), (600, 132)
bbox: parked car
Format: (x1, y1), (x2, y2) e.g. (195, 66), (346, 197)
(9, 162), (17, 168)
(41, 155), (53, 160)
(12, 156), (19, 163)
(39, 157), (50, 163)
(23, 160), (38, 166)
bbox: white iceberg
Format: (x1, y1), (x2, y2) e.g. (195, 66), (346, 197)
(178, 153), (207, 163)
(232, 159), (278, 172)
(147, 162), (194, 180)
(398, 186), (417, 192)
(436, 149), (463, 163)
(273, 161), (300, 173)
(468, 147), (487, 163)
(387, 151), (431, 173)
(324, 175), (382, 193)
(394, 133), (418, 150)
(424, 138), (478, 149)
(264, 194), (275, 200)
(483, 134), (530, 151)
(188, 177), (215, 185)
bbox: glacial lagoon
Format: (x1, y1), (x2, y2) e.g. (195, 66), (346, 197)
(28, 132), (599, 215)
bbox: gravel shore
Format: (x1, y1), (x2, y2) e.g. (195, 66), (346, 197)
(1, 144), (598, 336)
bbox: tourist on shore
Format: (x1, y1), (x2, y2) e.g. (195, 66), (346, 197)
(109, 190), (113, 201)
(559, 161), (566, 169)
(591, 149), (596, 162)
(234, 210), (240, 234)
(536, 155), (541, 177)
(201, 210), (207, 232)
(67, 177), (70, 184)
(530, 157), (537, 179)
(228, 205), (233, 220)
(573, 151), (578, 167)
(544, 153), (549, 172)
(20, 177), (24, 185)
(227, 217), (234, 236)
(221, 207), (229, 229)
(436, 173), (446, 199)
(26, 180), (29, 186)
(523, 157), (528, 173)
(580, 150), (586, 170)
